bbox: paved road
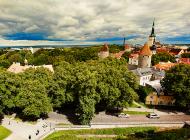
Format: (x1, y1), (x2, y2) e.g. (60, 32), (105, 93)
(91, 112), (190, 124)
(3, 111), (190, 140)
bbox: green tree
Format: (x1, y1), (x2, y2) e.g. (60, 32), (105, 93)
(76, 96), (96, 125)
(122, 51), (131, 62)
(136, 86), (154, 103)
(151, 52), (176, 65)
(48, 61), (75, 108)
(52, 58), (139, 124)
(0, 71), (20, 113)
(181, 53), (190, 58)
(15, 80), (52, 119)
(161, 64), (190, 107)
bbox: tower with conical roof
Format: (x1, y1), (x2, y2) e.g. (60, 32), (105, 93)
(148, 19), (156, 47)
(98, 43), (109, 58)
(138, 43), (152, 68)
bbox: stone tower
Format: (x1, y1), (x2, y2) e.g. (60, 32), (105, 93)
(148, 19), (156, 47)
(98, 43), (109, 58)
(138, 43), (152, 68)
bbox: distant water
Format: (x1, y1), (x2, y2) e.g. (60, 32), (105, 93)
(0, 44), (189, 49)
(0, 45), (94, 49)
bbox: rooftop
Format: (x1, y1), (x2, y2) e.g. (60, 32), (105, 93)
(153, 61), (176, 71)
(178, 58), (190, 65)
(139, 43), (152, 56)
(131, 67), (152, 77)
(100, 43), (109, 52)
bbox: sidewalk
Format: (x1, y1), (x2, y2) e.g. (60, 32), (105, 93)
(2, 117), (53, 140)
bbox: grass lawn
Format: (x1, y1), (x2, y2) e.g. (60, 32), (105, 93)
(44, 127), (190, 140)
(0, 126), (11, 140)
(123, 111), (151, 115)
(129, 102), (139, 108)
(44, 127), (156, 140)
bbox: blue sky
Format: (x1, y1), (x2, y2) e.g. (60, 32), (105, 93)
(0, 0), (190, 46)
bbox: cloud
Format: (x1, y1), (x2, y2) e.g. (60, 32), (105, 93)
(0, 0), (190, 46)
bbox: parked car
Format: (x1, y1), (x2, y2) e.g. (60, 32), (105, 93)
(146, 113), (160, 119)
(117, 113), (130, 118)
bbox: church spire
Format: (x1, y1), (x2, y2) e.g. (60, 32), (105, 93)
(123, 37), (126, 47)
(149, 19), (156, 37)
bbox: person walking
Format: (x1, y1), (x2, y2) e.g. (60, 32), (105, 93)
(28, 135), (31, 140)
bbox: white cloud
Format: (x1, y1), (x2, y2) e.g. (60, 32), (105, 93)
(0, 0), (190, 45)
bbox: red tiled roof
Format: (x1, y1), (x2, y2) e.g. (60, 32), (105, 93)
(139, 43), (152, 56)
(129, 53), (139, 59)
(169, 49), (182, 55)
(113, 51), (125, 59)
(153, 62), (177, 71)
(124, 44), (131, 49)
(178, 58), (190, 65)
(156, 48), (169, 53)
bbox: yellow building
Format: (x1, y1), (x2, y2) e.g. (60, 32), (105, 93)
(146, 92), (175, 106)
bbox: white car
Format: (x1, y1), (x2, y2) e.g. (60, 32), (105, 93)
(117, 113), (130, 118)
(146, 113), (160, 119)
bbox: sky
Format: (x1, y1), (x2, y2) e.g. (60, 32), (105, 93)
(0, 0), (190, 46)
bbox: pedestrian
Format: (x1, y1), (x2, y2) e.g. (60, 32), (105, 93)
(28, 135), (31, 140)
(8, 121), (10, 125)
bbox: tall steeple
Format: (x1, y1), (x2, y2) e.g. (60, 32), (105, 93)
(148, 19), (156, 47)
(149, 19), (156, 37)
(123, 37), (126, 47)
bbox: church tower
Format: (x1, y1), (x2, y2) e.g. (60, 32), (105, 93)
(148, 19), (156, 47)
(138, 43), (152, 68)
(150, 38), (157, 54)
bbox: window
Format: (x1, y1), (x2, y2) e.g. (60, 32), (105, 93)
(159, 101), (163, 105)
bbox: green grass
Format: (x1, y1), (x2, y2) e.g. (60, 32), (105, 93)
(56, 123), (72, 126)
(129, 103), (139, 108)
(123, 111), (151, 115)
(44, 127), (190, 140)
(0, 126), (11, 140)
(44, 127), (156, 140)
(150, 128), (190, 140)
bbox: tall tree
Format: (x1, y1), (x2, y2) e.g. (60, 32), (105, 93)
(161, 64), (190, 107)
(15, 80), (52, 119)
(0, 71), (20, 113)
(151, 52), (176, 65)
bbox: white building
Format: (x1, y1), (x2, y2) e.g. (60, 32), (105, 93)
(128, 53), (139, 65)
(7, 62), (54, 73)
(131, 68), (152, 86)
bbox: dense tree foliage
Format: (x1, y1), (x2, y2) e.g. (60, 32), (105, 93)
(0, 46), (134, 124)
(107, 44), (124, 53)
(181, 53), (190, 58)
(49, 58), (138, 124)
(0, 67), (53, 119)
(151, 52), (176, 65)
(161, 64), (190, 107)
(16, 80), (51, 119)
(0, 54), (139, 124)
